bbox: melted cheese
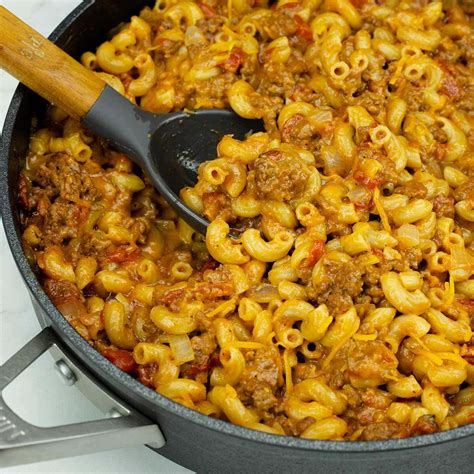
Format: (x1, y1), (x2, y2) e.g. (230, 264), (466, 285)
(206, 298), (237, 318)
(283, 348), (293, 393)
(353, 333), (378, 341)
(322, 320), (359, 369)
(373, 188), (391, 233)
(444, 272), (455, 307)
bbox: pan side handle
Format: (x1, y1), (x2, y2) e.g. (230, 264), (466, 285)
(0, 328), (165, 468)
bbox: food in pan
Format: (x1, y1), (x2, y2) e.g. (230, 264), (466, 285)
(18, 0), (473, 440)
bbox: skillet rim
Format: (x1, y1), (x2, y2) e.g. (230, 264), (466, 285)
(1, 0), (473, 455)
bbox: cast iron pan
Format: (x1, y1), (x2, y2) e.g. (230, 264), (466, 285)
(1, 1), (473, 472)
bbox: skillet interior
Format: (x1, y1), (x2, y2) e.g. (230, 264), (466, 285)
(1, 1), (473, 471)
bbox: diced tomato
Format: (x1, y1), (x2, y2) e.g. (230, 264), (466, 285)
(350, 0), (368, 7)
(154, 38), (180, 52)
(218, 47), (246, 73)
(186, 353), (220, 376)
(440, 74), (462, 99)
(462, 345), (474, 366)
(281, 114), (305, 141)
(157, 288), (186, 305)
(294, 15), (313, 42)
(37, 194), (51, 216)
(353, 198), (373, 211)
(137, 365), (156, 387)
(118, 73), (133, 91)
(458, 299), (474, 310)
(372, 247), (384, 258)
(434, 143), (447, 161)
(437, 60), (463, 99)
(198, 3), (217, 17)
(353, 170), (384, 190)
(191, 281), (234, 300)
(277, 2), (301, 13)
(202, 258), (219, 271)
(106, 246), (141, 263)
(303, 240), (325, 268)
(101, 347), (137, 373)
(463, 356), (474, 366)
(75, 205), (90, 224)
(18, 174), (31, 209)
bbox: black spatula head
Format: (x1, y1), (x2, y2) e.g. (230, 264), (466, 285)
(150, 109), (263, 194)
(84, 86), (263, 235)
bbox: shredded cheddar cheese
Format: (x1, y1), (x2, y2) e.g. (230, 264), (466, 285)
(373, 188), (391, 233)
(353, 333), (378, 341)
(389, 58), (406, 85)
(444, 272), (455, 307)
(226, 341), (265, 350)
(283, 348), (294, 393)
(418, 350), (444, 366)
(322, 321), (360, 370)
(206, 298), (237, 318)
(437, 352), (468, 366)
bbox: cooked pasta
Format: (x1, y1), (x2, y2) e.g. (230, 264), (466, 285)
(19, 0), (474, 441)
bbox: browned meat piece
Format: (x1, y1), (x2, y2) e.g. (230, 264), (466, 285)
(347, 341), (398, 388)
(276, 415), (315, 437)
(461, 344), (474, 365)
(410, 415), (438, 436)
(254, 149), (308, 201)
(280, 114), (315, 146)
(432, 194), (455, 218)
(349, 89), (387, 120)
(252, 385), (280, 413)
(393, 181), (427, 199)
(236, 347), (281, 416)
(309, 259), (364, 314)
(260, 12), (297, 40)
(42, 199), (88, 246)
(43, 278), (88, 323)
(196, 15), (226, 38)
(181, 333), (218, 383)
(137, 364), (157, 388)
(191, 71), (236, 109)
(361, 422), (409, 440)
(361, 388), (393, 410)
(453, 179), (474, 201)
(202, 192), (235, 222)
(398, 247), (423, 270)
(192, 281), (234, 300)
(18, 173), (32, 209)
(397, 339), (416, 375)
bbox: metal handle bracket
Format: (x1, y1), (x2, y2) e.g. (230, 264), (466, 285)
(0, 328), (165, 467)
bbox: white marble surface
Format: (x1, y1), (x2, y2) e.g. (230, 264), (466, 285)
(0, 1), (189, 472)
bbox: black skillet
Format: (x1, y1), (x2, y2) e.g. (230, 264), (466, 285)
(0, 0), (473, 472)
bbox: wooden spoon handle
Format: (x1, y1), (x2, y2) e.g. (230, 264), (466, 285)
(0, 6), (105, 119)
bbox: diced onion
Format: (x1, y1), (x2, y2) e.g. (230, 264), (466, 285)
(169, 334), (195, 364)
(184, 26), (207, 48)
(322, 147), (346, 176)
(245, 284), (279, 303)
(347, 186), (370, 204)
(395, 224), (420, 248)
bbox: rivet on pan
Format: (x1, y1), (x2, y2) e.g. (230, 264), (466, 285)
(107, 408), (124, 418)
(54, 359), (77, 386)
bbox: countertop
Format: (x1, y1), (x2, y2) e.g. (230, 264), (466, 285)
(0, 1), (190, 472)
